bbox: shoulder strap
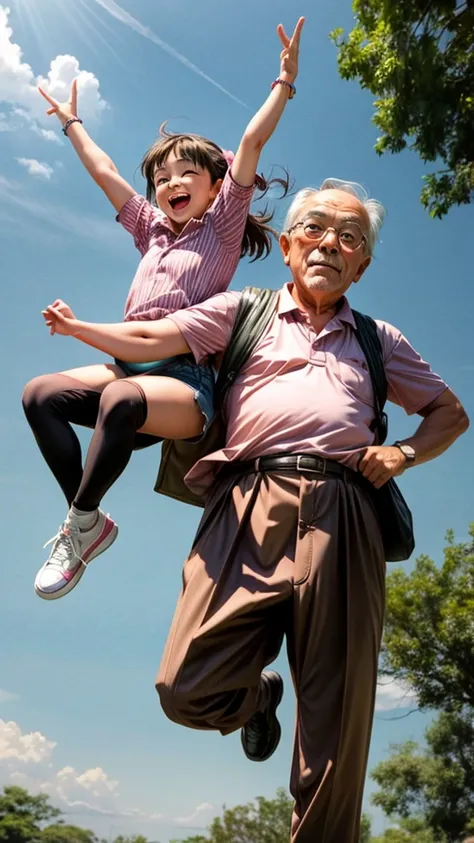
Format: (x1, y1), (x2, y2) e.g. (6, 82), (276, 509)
(352, 310), (388, 445)
(215, 287), (278, 401)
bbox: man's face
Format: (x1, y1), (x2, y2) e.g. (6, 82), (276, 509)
(279, 190), (372, 307)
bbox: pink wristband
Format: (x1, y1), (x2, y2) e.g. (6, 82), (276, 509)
(271, 78), (296, 99)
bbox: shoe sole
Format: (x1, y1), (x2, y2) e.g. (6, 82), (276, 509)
(241, 673), (284, 762)
(34, 523), (119, 601)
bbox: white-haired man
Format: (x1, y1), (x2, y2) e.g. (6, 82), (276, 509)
(43, 179), (469, 842)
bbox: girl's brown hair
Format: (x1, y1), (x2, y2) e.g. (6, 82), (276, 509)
(140, 123), (290, 262)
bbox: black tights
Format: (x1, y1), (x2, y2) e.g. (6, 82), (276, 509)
(22, 374), (160, 510)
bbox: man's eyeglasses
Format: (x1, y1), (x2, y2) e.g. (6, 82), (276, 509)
(288, 219), (366, 252)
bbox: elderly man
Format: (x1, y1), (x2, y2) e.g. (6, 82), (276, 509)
(43, 178), (469, 842)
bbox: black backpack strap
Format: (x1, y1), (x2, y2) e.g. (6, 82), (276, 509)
(352, 310), (388, 445)
(215, 286), (278, 401)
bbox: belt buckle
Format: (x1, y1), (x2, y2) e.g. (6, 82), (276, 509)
(254, 457), (261, 473)
(296, 455), (327, 475)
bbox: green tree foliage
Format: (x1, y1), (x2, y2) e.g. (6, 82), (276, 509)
(360, 812), (372, 843)
(41, 825), (99, 843)
(368, 525), (474, 840)
(370, 710), (474, 842)
(380, 526), (474, 712)
(171, 788), (293, 843)
(112, 837), (149, 843)
(370, 819), (440, 842)
(172, 789), (372, 843)
(0, 786), (60, 843)
(330, 0), (474, 217)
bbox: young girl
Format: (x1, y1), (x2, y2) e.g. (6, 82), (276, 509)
(22, 17), (304, 601)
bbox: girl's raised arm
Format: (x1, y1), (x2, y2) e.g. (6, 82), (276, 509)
(38, 79), (135, 213)
(230, 17), (304, 188)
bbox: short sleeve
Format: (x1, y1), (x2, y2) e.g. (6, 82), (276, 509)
(116, 194), (164, 256)
(376, 320), (449, 414)
(207, 169), (255, 252)
(167, 291), (241, 364)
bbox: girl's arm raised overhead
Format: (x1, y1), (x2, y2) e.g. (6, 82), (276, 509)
(231, 17), (304, 188)
(42, 301), (190, 363)
(38, 79), (135, 213)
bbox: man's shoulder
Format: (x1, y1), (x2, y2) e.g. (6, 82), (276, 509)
(372, 317), (402, 345)
(349, 307), (403, 362)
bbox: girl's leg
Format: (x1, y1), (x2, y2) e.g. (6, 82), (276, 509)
(22, 364), (124, 505)
(32, 374), (202, 601)
(73, 375), (203, 511)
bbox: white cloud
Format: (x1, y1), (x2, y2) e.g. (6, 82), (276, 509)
(175, 801), (214, 825)
(0, 109), (14, 131)
(0, 719), (162, 822)
(0, 690), (20, 703)
(11, 108), (63, 144)
(0, 6), (106, 137)
(90, 0), (247, 108)
(0, 719), (56, 764)
(375, 676), (418, 712)
(52, 764), (123, 815)
(17, 157), (53, 179)
(36, 54), (107, 122)
(38, 127), (63, 145)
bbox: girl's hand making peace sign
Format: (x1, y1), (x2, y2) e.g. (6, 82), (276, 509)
(38, 78), (78, 127)
(277, 16), (305, 83)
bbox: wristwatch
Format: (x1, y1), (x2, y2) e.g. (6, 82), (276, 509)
(393, 441), (416, 464)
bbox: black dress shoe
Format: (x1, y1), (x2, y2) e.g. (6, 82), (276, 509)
(241, 671), (284, 762)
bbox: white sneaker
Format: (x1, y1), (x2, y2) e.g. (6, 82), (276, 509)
(35, 509), (118, 600)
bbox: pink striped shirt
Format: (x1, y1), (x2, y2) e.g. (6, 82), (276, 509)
(117, 169), (255, 321)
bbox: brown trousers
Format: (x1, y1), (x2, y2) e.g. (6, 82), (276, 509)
(156, 470), (386, 843)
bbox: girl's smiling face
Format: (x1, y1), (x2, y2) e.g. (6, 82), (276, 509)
(153, 150), (223, 232)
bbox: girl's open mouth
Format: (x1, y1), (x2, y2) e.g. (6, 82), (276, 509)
(169, 193), (191, 211)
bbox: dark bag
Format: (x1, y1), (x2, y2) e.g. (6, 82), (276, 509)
(352, 310), (415, 562)
(154, 287), (278, 507)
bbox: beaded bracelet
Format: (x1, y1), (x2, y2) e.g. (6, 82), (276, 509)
(62, 117), (83, 136)
(271, 78), (296, 99)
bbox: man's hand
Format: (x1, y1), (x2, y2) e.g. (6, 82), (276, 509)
(42, 300), (78, 336)
(358, 446), (407, 488)
(277, 17), (304, 84)
(38, 78), (78, 127)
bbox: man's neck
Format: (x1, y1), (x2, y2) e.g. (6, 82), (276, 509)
(289, 284), (342, 330)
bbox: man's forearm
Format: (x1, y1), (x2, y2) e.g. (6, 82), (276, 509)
(70, 318), (190, 362)
(401, 397), (469, 466)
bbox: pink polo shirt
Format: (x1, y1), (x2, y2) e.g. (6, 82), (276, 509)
(168, 283), (448, 496)
(117, 169), (254, 321)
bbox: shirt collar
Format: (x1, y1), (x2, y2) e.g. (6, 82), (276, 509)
(278, 282), (356, 328)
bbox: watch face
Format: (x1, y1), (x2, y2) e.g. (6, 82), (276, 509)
(400, 445), (416, 461)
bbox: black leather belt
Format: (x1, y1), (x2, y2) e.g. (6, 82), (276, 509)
(220, 453), (350, 480)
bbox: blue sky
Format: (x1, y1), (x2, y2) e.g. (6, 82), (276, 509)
(0, 0), (473, 840)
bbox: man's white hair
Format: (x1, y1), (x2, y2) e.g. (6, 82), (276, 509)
(283, 178), (386, 256)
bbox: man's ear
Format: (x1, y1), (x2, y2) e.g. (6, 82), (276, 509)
(279, 233), (291, 265)
(353, 255), (371, 284)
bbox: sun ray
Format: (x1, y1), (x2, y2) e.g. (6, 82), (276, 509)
(9, 0), (51, 50)
(8, 0), (125, 70)
(68, 0), (126, 66)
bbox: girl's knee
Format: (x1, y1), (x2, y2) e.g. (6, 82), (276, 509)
(98, 379), (147, 427)
(22, 374), (59, 414)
